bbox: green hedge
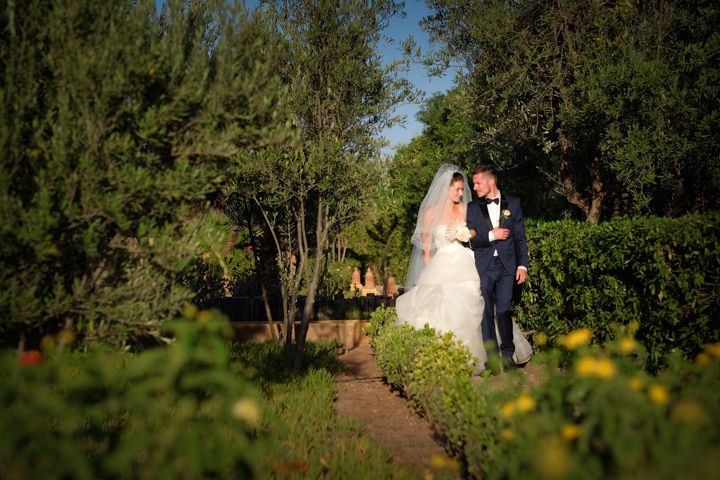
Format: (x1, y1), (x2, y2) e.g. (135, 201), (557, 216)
(368, 306), (720, 480)
(517, 213), (720, 367)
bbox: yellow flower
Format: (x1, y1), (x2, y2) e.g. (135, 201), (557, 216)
(533, 436), (570, 479)
(695, 352), (712, 366)
(534, 332), (549, 346)
(627, 376), (644, 391)
(500, 401), (516, 418)
(619, 337), (637, 355)
(232, 398), (261, 426)
(627, 320), (640, 335)
(196, 309), (213, 323)
(430, 454), (460, 471)
(56, 329), (77, 345)
(516, 394), (537, 413)
(182, 303), (199, 319)
(593, 357), (617, 379)
(575, 356), (597, 377)
(40, 334), (56, 352)
(575, 356), (616, 379)
(648, 384), (670, 405)
(562, 328), (592, 350)
(560, 424), (581, 441)
(703, 343), (720, 358)
(670, 398), (709, 426)
(500, 428), (516, 441)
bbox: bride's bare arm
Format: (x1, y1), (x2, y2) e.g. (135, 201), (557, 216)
(422, 207), (435, 264)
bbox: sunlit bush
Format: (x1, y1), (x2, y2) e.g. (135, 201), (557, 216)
(368, 311), (720, 479)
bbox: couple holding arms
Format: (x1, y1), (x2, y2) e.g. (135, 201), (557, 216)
(396, 164), (532, 373)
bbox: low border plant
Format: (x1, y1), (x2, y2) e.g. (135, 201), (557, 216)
(367, 306), (720, 479)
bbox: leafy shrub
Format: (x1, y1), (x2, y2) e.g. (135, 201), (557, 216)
(230, 338), (343, 385)
(367, 314), (720, 480)
(0, 305), (422, 479)
(518, 213), (720, 368)
(0, 309), (267, 479)
(363, 304), (398, 338)
(0, 0), (293, 348)
(259, 368), (419, 479)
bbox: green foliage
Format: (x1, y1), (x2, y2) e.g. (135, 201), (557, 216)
(367, 306), (475, 404)
(230, 335), (420, 479)
(230, 338), (343, 386)
(364, 304), (398, 338)
(423, 0), (720, 220)
(517, 213), (720, 368)
(0, 0), (293, 347)
(229, 0), (418, 364)
(367, 312), (720, 479)
(0, 309), (266, 479)
(469, 345), (720, 480)
(1, 309), (420, 479)
(260, 368), (419, 479)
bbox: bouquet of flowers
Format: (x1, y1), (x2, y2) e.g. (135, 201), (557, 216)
(446, 220), (471, 243)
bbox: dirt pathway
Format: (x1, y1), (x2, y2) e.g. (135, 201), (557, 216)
(333, 339), (456, 476)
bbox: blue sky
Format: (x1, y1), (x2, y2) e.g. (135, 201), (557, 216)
(377, 0), (457, 155)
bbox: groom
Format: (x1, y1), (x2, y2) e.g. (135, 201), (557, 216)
(466, 165), (529, 366)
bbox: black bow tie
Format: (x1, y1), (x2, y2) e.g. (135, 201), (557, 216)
(486, 197), (499, 205)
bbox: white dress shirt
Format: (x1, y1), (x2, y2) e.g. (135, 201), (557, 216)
(487, 192), (501, 248)
(486, 191), (527, 271)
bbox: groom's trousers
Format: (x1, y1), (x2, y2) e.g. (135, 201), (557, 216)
(480, 256), (516, 361)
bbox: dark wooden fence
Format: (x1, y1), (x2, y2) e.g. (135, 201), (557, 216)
(204, 293), (399, 323)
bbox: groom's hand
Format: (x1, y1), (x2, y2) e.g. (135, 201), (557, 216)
(515, 268), (527, 284)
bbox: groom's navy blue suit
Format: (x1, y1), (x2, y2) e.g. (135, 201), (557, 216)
(467, 194), (529, 362)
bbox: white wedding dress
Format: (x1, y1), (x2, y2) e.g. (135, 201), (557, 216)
(396, 223), (533, 368)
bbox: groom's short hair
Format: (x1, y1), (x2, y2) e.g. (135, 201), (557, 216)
(472, 165), (496, 179)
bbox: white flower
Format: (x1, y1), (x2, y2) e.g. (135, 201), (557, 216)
(232, 398), (261, 426)
(501, 209), (511, 220)
(456, 225), (471, 242)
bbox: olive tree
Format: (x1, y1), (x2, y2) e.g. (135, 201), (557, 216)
(423, 0), (720, 222)
(235, 0), (416, 370)
(0, 0), (293, 347)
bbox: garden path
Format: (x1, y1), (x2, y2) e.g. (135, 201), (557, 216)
(333, 337), (547, 477)
(333, 338), (458, 477)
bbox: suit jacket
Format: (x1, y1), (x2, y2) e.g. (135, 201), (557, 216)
(466, 194), (529, 277)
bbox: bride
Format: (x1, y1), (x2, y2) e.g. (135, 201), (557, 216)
(395, 164), (532, 371)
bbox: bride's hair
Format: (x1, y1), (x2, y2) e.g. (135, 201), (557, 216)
(404, 164), (471, 290)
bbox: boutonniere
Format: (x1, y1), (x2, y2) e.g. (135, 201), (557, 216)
(500, 209), (511, 220)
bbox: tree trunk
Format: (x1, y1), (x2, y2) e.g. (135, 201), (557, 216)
(245, 203), (279, 341)
(293, 201), (330, 372)
(557, 137), (605, 223)
(586, 158), (604, 224)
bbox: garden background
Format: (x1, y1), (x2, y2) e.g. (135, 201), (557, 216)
(1, 0), (719, 478)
